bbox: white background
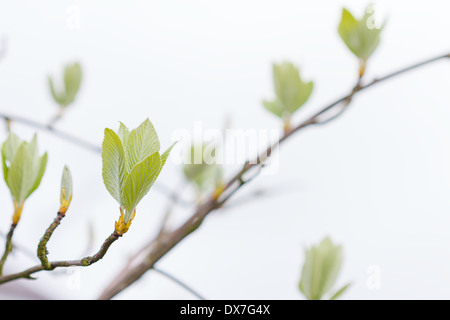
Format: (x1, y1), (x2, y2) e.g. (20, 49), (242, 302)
(0, 0), (449, 299)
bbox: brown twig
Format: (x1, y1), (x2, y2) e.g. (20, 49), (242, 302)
(37, 211), (66, 269)
(46, 107), (65, 129)
(153, 267), (206, 300)
(0, 223), (17, 276)
(0, 113), (100, 153)
(0, 230), (121, 285)
(97, 52), (450, 300)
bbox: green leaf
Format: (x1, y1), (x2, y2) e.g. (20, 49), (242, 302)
(27, 151), (47, 199)
(122, 152), (161, 222)
(2, 132), (23, 187)
(26, 135), (47, 198)
(338, 7), (385, 61)
(262, 99), (284, 118)
(48, 76), (66, 106)
(299, 237), (344, 300)
(2, 133), (47, 203)
(64, 62), (82, 103)
(117, 122), (130, 145)
(102, 128), (126, 206)
(7, 143), (34, 202)
(48, 62), (83, 107)
(161, 141), (177, 167)
(124, 119), (160, 173)
(264, 62), (313, 119)
(329, 282), (352, 300)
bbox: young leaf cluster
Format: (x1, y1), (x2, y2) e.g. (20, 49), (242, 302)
(338, 6), (385, 63)
(263, 62), (313, 122)
(299, 237), (350, 300)
(102, 119), (174, 224)
(48, 62), (83, 108)
(1, 133), (47, 222)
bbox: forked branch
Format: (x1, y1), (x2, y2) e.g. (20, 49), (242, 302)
(98, 52), (450, 300)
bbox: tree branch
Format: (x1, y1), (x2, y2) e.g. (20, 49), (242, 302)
(37, 211), (67, 269)
(0, 113), (101, 153)
(153, 267), (206, 300)
(0, 230), (121, 285)
(97, 52), (450, 300)
(0, 223), (17, 276)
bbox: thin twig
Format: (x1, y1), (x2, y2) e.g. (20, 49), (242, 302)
(37, 211), (66, 269)
(0, 224), (17, 276)
(221, 182), (295, 209)
(0, 230), (37, 262)
(153, 267), (206, 300)
(158, 180), (189, 237)
(46, 107), (65, 129)
(0, 230), (121, 285)
(0, 113), (100, 153)
(97, 52), (450, 300)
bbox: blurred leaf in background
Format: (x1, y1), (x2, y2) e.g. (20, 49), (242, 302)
(48, 62), (82, 113)
(299, 237), (351, 300)
(183, 143), (223, 198)
(263, 62), (313, 130)
(338, 5), (386, 75)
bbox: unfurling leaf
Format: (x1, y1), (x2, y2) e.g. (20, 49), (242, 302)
(1, 132), (47, 224)
(48, 62), (83, 108)
(299, 237), (348, 300)
(102, 128), (126, 205)
(60, 165), (73, 214)
(122, 152), (161, 223)
(263, 62), (313, 122)
(102, 119), (174, 232)
(123, 119), (160, 173)
(338, 6), (385, 63)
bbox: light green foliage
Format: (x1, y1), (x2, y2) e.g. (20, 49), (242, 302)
(299, 237), (350, 300)
(338, 6), (385, 62)
(263, 62), (313, 120)
(183, 144), (223, 193)
(102, 119), (174, 223)
(48, 62), (83, 107)
(1, 132), (48, 203)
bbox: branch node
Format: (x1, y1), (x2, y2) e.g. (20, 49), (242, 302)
(81, 258), (91, 266)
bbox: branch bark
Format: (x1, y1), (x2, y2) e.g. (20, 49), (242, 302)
(0, 223), (17, 275)
(37, 211), (66, 269)
(98, 52), (450, 300)
(0, 230), (121, 285)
